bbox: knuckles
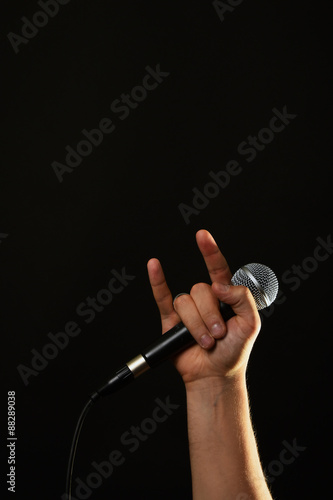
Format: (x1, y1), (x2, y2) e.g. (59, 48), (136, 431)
(173, 282), (212, 310)
(190, 282), (210, 297)
(173, 293), (192, 309)
(238, 285), (252, 300)
(232, 284), (254, 304)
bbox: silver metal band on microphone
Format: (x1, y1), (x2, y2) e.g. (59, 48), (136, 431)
(127, 354), (150, 378)
(241, 265), (271, 308)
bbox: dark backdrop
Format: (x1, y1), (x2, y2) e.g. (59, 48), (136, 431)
(1, 1), (332, 499)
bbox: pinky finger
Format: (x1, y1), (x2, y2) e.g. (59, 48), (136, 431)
(147, 258), (180, 331)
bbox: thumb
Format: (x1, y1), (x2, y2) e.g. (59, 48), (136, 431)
(212, 282), (261, 333)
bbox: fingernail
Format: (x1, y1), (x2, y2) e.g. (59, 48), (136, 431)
(200, 334), (214, 349)
(211, 323), (224, 338)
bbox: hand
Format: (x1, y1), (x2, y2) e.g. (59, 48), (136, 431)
(147, 230), (261, 385)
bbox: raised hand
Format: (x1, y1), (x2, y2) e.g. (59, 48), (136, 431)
(147, 229), (261, 385)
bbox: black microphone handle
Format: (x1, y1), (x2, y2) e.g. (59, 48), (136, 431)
(92, 302), (235, 401)
(143, 301), (236, 366)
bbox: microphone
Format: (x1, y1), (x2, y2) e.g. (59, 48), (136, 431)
(91, 263), (278, 400)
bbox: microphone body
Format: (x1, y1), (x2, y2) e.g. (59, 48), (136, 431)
(91, 263), (278, 400)
(92, 302), (236, 400)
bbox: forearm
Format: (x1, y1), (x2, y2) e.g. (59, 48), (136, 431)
(186, 374), (273, 500)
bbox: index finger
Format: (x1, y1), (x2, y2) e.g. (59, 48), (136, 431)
(196, 229), (233, 284)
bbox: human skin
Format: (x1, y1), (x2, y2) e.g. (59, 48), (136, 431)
(147, 229), (273, 500)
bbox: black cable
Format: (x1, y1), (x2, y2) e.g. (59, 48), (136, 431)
(65, 395), (98, 500)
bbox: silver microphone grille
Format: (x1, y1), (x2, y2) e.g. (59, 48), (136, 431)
(231, 263), (279, 310)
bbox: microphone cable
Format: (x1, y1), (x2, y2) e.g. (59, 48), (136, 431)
(65, 263), (279, 497)
(65, 396), (96, 500)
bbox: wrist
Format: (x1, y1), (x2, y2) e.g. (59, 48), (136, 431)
(184, 371), (246, 397)
(185, 371), (250, 453)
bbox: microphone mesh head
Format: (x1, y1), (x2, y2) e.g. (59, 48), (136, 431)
(231, 263), (279, 310)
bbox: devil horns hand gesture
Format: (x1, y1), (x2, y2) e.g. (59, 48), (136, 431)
(147, 229), (261, 385)
(147, 230), (273, 500)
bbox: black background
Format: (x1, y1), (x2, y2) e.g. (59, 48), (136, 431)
(1, 1), (332, 499)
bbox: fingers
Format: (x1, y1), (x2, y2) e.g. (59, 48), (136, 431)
(147, 258), (180, 332)
(196, 229), (233, 285)
(173, 283), (226, 349)
(190, 283), (226, 339)
(148, 230), (259, 354)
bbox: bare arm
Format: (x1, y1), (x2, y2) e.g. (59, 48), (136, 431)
(147, 230), (273, 499)
(186, 375), (271, 500)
